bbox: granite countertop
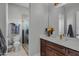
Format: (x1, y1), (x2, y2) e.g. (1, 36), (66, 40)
(40, 35), (79, 51)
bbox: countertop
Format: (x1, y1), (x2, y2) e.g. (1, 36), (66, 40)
(40, 35), (79, 51)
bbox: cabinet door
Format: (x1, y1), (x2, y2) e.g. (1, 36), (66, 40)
(67, 48), (79, 56)
(40, 39), (46, 56)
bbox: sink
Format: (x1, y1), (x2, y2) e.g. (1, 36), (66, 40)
(62, 38), (79, 51)
(47, 37), (68, 45)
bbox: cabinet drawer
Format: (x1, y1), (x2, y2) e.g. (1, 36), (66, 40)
(67, 49), (79, 56)
(55, 50), (64, 56)
(46, 47), (56, 56)
(47, 41), (65, 54)
(46, 47), (64, 56)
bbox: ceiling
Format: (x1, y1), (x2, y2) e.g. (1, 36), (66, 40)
(53, 3), (67, 8)
(14, 3), (29, 8)
(14, 3), (67, 8)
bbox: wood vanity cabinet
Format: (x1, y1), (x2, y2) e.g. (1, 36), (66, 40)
(40, 38), (65, 56)
(40, 38), (79, 56)
(46, 41), (65, 56)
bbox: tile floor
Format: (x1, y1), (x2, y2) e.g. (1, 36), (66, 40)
(7, 45), (27, 56)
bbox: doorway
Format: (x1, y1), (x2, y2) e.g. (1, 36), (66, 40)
(7, 3), (29, 56)
(22, 15), (29, 55)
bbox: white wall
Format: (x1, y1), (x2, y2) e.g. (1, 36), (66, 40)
(0, 3), (6, 39)
(0, 3), (8, 54)
(29, 3), (48, 55)
(76, 12), (79, 38)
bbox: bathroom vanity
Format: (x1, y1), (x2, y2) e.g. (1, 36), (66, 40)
(40, 35), (79, 56)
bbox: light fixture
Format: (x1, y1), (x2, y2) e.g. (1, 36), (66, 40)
(54, 3), (59, 6)
(54, 3), (67, 8)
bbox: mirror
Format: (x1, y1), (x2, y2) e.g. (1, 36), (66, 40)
(47, 3), (67, 36)
(59, 8), (64, 36)
(59, 3), (79, 38)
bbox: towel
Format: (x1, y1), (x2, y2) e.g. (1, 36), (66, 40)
(67, 24), (74, 37)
